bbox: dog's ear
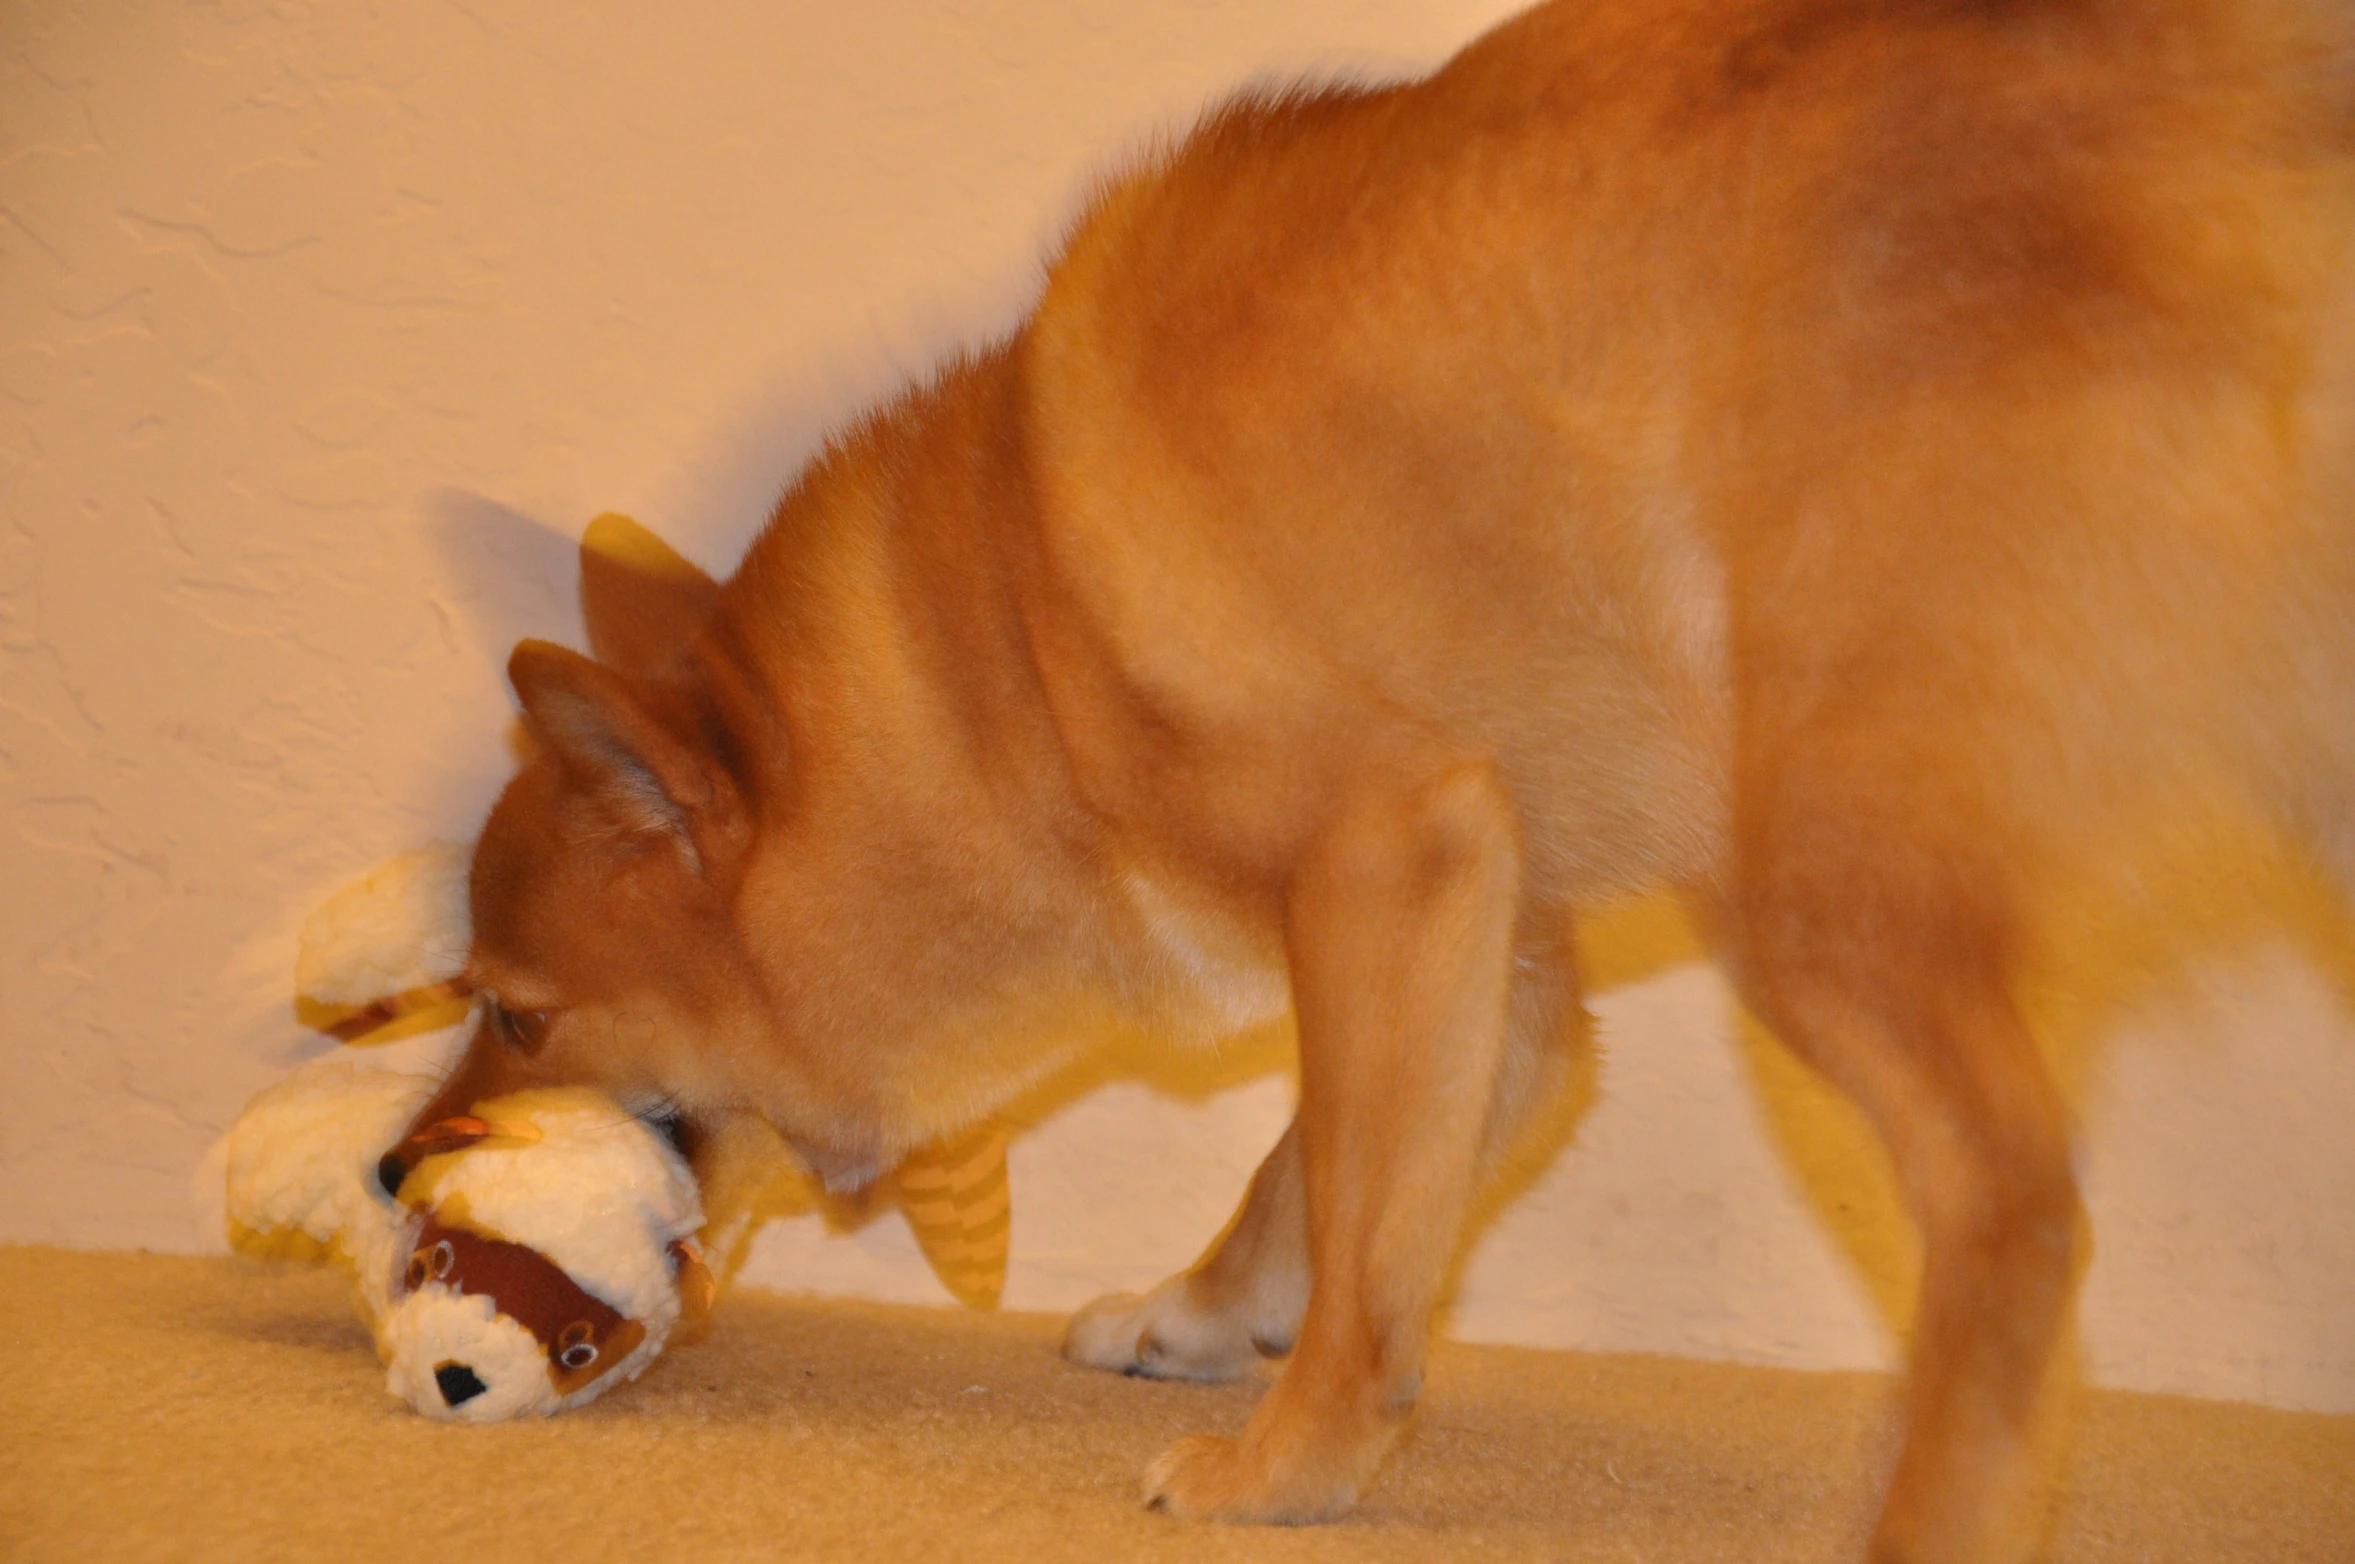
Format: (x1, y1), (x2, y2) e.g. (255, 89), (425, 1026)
(579, 512), (719, 677)
(509, 639), (734, 847)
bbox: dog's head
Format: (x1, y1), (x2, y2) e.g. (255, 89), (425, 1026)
(386, 517), (863, 1187)
(389, 489), (1106, 1200)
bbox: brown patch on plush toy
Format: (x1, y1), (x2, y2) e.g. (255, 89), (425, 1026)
(404, 1214), (646, 1396)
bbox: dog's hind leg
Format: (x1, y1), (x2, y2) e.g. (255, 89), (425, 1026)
(1062, 1115), (1313, 1382)
(1723, 740), (2083, 1564)
(1066, 908), (1579, 1385)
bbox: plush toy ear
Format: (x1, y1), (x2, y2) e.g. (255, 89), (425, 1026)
(668, 1238), (718, 1324)
(579, 512), (718, 678)
(892, 1124), (1012, 1311)
(509, 639), (729, 844)
(294, 844), (477, 1045)
(309, 981), (473, 1045)
(405, 1115), (543, 1160)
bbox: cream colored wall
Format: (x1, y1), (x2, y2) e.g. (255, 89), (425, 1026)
(5, 1), (2350, 1413)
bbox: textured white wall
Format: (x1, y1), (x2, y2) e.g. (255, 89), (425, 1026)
(5, 1), (2351, 1413)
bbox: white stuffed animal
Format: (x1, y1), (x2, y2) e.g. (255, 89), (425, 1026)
(225, 846), (712, 1421)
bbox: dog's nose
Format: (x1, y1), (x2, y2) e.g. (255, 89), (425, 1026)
(434, 1361), (488, 1408)
(376, 1149), (410, 1199)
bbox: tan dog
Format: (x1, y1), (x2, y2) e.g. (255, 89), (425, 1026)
(397, 0), (2355, 1557)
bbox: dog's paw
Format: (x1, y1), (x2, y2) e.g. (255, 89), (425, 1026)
(1142, 1433), (1362, 1524)
(1062, 1277), (1274, 1382)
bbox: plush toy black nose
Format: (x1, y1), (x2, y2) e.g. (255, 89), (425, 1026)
(376, 1150), (410, 1199)
(434, 1362), (488, 1408)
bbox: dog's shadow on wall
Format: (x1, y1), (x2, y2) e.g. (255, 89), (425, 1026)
(414, 277), (1045, 749)
(413, 487), (588, 788)
(410, 338), (935, 786)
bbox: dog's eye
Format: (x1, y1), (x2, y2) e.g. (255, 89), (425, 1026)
(489, 999), (552, 1055)
(640, 1105), (693, 1157)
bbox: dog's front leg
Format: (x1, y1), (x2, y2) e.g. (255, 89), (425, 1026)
(1142, 761), (1520, 1523)
(1067, 916), (1578, 1385)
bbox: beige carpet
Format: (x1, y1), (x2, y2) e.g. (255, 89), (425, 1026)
(3, 1247), (2347, 1563)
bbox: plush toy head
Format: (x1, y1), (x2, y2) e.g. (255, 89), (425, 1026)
(228, 1055), (713, 1421)
(379, 1088), (711, 1418)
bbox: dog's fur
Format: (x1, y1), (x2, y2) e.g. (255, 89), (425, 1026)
(404, 1), (2355, 1557)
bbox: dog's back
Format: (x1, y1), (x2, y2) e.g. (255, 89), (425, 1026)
(1026, 0), (2355, 910)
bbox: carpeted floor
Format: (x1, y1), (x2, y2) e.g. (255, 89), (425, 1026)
(3, 1247), (2347, 1563)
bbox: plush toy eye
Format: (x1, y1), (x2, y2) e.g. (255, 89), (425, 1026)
(557, 1321), (598, 1371)
(404, 1240), (455, 1290)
